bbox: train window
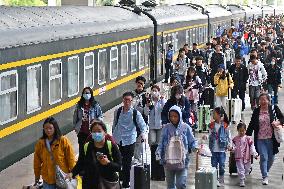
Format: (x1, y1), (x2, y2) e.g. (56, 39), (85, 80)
(110, 47), (118, 80)
(174, 32), (178, 52)
(98, 49), (107, 85)
(192, 28), (196, 44)
(189, 29), (193, 48)
(27, 65), (42, 114)
(145, 39), (150, 66)
(67, 56), (79, 97)
(0, 70), (18, 124)
(139, 41), (145, 69)
(49, 60), (62, 105)
(204, 26), (207, 43)
(121, 44), (128, 76)
(199, 27), (202, 44)
(130, 42), (137, 72)
(186, 30), (189, 44)
(84, 52), (94, 88)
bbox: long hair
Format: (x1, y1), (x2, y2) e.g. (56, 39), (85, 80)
(78, 87), (96, 108)
(41, 117), (62, 140)
(214, 107), (229, 125)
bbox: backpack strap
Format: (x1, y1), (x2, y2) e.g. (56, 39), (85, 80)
(84, 142), (90, 156)
(115, 107), (123, 127)
(106, 140), (113, 161)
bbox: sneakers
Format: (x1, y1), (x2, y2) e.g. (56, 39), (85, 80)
(217, 176), (224, 187)
(240, 179), (245, 187)
(262, 177), (269, 185)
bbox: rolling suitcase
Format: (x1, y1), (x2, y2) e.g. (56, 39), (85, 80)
(195, 152), (217, 189)
(229, 151), (238, 175)
(198, 105), (211, 132)
(226, 89), (242, 123)
(130, 142), (150, 189)
(202, 87), (215, 109)
(150, 144), (165, 181)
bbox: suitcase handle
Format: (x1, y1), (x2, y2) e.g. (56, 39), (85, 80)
(141, 140), (148, 166)
(196, 151), (199, 171)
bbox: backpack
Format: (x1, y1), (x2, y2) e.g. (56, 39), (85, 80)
(165, 124), (187, 171)
(115, 107), (140, 136)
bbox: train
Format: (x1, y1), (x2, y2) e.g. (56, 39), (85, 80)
(0, 2), (283, 171)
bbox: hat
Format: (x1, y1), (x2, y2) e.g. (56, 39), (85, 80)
(218, 64), (225, 70)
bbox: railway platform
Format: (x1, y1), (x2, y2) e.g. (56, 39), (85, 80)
(1, 82), (284, 189)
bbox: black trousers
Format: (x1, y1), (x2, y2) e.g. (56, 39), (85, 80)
(119, 143), (135, 188)
(77, 132), (89, 156)
(164, 63), (173, 82)
(231, 87), (246, 111)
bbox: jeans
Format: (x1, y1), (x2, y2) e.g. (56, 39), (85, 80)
(257, 139), (275, 178)
(164, 168), (187, 189)
(249, 86), (261, 110)
(148, 129), (162, 145)
(165, 64), (173, 82)
(119, 143), (135, 187)
(178, 74), (185, 85)
(268, 84), (279, 104)
(211, 152), (226, 176)
(43, 182), (56, 189)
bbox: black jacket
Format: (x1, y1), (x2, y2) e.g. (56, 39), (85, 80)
(267, 64), (282, 86)
(72, 140), (122, 189)
(228, 64), (249, 90)
(195, 65), (209, 86)
(246, 105), (284, 155)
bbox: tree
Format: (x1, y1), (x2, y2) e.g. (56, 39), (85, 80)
(5, 0), (46, 6)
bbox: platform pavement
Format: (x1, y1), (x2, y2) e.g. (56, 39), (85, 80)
(1, 83), (284, 189)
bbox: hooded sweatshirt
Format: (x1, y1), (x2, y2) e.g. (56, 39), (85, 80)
(156, 105), (198, 167)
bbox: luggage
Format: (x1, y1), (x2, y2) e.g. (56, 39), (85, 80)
(226, 89), (242, 123)
(150, 144), (165, 181)
(195, 152), (217, 189)
(229, 151), (238, 175)
(201, 87), (215, 109)
(130, 142), (150, 189)
(198, 105), (211, 132)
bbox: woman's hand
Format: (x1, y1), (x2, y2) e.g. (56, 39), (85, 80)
(272, 120), (281, 128)
(98, 155), (110, 165)
(65, 173), (73, 180)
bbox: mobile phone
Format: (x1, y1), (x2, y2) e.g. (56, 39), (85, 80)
(96, 152), (104, 159)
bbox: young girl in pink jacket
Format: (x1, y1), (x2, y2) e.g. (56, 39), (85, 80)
(232, 122), (258, 187)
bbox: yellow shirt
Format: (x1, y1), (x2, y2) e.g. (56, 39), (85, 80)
(214, 72), (234, 97)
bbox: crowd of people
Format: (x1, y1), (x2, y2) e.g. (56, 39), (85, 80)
(32, 15), (284, 189)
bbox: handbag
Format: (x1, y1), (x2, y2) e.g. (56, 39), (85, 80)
(45, 139), (68, 189)
(99, 176), (120, 189)
(271, 106), (284, 143)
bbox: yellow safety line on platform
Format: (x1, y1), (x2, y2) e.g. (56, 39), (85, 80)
(0, 69), (148, 139)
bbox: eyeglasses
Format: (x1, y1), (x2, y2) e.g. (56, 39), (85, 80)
(137, 82), (144, 86)
(123, 98), (132, 102)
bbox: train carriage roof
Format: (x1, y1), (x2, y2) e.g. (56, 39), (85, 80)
(226, 5), (245, 15)
(142, 5), (208, 25)
(241, 5), (262, 15)
(0, 6), (153, 50)
(205, 5), (232, 18)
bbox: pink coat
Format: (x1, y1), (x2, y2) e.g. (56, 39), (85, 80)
(232, 135), (257, 163)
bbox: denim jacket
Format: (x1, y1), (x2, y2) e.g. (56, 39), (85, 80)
(208, 121), (231, 152)
(145, 98), (167, 130)
(73, 102), (103, 134)
(156, 105), (198, 167)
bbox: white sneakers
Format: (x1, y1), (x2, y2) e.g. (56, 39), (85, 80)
(217, 176), (224, 187)
(240, 179), (245, 187)
(262, 177), (269, 185)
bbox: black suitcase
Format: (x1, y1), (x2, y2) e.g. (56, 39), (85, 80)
(130, 142), (150, 189)
(201, 87), (214, 109)
(229, 151), (238, 175)
(150, 144), (165, 181)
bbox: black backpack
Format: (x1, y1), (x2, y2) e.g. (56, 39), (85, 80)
(115, 107), (141, 136)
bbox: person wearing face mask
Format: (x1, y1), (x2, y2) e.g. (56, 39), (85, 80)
(266, 57), (282, 105)
(73, 87), (103, 156)
(69, 120), (122, 189)
(144, 85), (166, 180)
(161, 85), (191, 126)
(214, 64), (234, 111)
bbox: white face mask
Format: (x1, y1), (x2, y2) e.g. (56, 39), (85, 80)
(151, 91), (160, 98)
(271, 61), (275, 65)
(175, 94), (182, 99)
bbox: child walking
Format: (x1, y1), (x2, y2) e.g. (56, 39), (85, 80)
(208, 107), (231, 187)
(232, 122), (258, 187)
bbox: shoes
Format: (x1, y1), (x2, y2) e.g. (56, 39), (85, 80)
(240, 179), (245, 187)
(132, 158), (141, 165)
(218, 176), (224, 187)
(262, 177), (269, 185)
